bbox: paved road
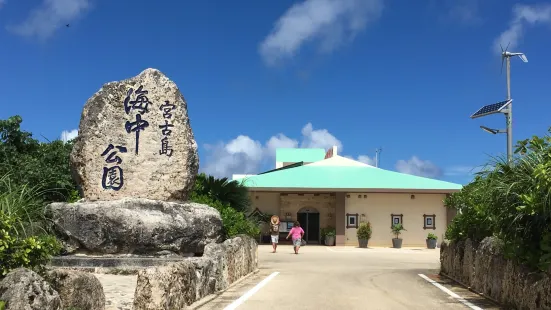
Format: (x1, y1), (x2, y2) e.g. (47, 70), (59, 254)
(193, 245), (501, 310)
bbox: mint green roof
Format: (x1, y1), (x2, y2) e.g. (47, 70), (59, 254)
(238, 165), (462, 191)
(276, 148), (326, 163)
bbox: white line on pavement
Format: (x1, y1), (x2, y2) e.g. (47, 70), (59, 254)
(223, 272), (279, 310)
(418, 274), (483, 310)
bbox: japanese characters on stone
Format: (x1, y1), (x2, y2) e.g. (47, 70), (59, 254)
(124, 86), (150, 155)
(101, 144), (127, 190)
(159, 101), (175, 157)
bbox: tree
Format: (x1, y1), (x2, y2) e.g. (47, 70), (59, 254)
(193, 173), (251, 212)
(0, 116), (79, 202)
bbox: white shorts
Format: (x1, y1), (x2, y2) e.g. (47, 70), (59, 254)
(271, 235), (279, 243)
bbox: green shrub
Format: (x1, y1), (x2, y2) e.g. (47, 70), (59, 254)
(427, 233), (437, 240)
(0, 211), (61, 277)
(391, 223), (405, 239)
(444, 175), (494, 242)
(0, 300), (5, 310)
(445, 127), (551, 271)
(357, 222), (372, 240)
(190, 193), (260, 239)
(324, 227), (336, 237)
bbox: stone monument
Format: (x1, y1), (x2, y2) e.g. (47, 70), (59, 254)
(71, 68), (198, 201)
(48, 69), (223, 259)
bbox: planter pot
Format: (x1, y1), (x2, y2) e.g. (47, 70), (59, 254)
(392, 238), (402, 248)
(358, 239), (369, 248)
(325, 235), (335, 246)
(426, 239), (437, 249)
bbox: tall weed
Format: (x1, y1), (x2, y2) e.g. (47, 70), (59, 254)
(0, 173), (50, 237)
(445, 128), (551, 271)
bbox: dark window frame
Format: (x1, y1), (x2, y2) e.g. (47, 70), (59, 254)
(391, 213), (403, 228)
(346, 213), (359, 228)
(423, 214), (436, 230)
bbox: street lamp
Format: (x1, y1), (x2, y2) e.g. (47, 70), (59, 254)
(470, 99), (512, 159)
(470, 47), (527, 163)
(480, 126), (506, 135)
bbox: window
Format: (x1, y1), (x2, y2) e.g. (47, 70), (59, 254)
(423, 214), (436, 230)
(391, 214), (403, 227)
(346, 213), (359, 228)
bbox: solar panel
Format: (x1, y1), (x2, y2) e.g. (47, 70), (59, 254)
(470, 99), (511, 119)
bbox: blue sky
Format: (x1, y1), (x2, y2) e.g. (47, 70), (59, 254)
(1, 0), (550, 185)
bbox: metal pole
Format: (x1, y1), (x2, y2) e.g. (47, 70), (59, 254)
(375, 148), (382, 167)
(506, 57), (513, 163)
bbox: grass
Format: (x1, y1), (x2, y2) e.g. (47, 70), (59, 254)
(0, 173), (51, 237)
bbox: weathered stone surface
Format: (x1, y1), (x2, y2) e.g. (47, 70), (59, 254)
(48, 198), (223, 255)
(0, 268), (62, 310)
(133, 235), (258, 310)
(440, 237), (551, 310)
(71, 68), (199, 202)
(45, 269), (105, 310)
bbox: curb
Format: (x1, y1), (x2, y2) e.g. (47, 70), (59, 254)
(439, 272), (503, 307)
(188, 268), (261, 309)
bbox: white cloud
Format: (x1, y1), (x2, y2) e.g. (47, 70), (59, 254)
(395, 156), (442, 178)
(300, 123), (342, 150)
(7, 0), (90, 40)
(265, 134), (299, 156)
(202, 136), (264, 178)
(203, 125), (446, 179)
(0, 0), (6, 10)
(494, 4), (551, 54)
(258, 0), (384, 66)
(60, 129), (78, 142)
(201, 123), (355, 178)
(357, 155), (375, 166)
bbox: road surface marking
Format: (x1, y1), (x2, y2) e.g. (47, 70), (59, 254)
(223, 272), (279, 310)
(418, 274), (483, 310)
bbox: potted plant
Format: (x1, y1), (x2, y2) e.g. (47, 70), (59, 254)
(320, 227), (327, 244)
(357, 222), (372, 248)
(391, 223), (406, 248)
(426, 233), (438, 249)
(324, 227), (336, 246)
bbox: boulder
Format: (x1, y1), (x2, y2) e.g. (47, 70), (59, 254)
(0, 268), (62, 310)
(45, 269), (105, 310)
(71, 68), (199, 202)
(48, 198), (223, 255)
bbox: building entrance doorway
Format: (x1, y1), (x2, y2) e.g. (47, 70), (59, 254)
(297, 207), (320, 244)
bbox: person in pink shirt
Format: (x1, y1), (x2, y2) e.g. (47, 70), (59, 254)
(286, 221), (305, 254)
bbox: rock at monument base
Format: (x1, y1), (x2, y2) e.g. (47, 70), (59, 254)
(0, 268), (62, 310)
(71, 68), (199, 202)
(45, 269), (105, 310)
(133, 235), (258, 310)
(48, 198), (223, 255)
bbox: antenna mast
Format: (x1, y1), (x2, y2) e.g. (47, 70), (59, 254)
(505, 54), (513, 163)
(501, 46), (527, 163)
(375, 147), (382, 167)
